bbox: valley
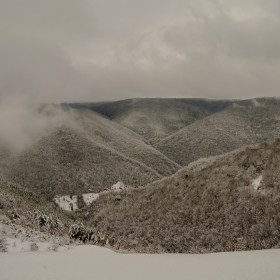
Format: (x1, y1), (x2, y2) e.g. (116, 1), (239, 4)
(1, 97), (280, 255)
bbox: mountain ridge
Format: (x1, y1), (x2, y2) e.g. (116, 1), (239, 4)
(66, 98), (233, 143)
(156, 98), (280, 165)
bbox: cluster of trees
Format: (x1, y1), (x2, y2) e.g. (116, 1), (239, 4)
(69, 222), (111, 245)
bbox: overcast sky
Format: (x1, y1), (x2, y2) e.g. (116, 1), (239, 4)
(1, 0), (280, 103)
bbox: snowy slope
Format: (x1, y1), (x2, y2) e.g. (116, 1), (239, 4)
(1, 246), (280, 280)
(5, 237), (71, 252)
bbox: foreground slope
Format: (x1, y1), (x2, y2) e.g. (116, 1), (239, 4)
(89, 139), (280, 253)
(0, 178), (72, 252)
(68, 98), (232, 143)
(156, 98), (280, 165)
(1, 106), (179, 199)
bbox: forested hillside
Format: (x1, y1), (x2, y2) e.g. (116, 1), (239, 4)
(156, 98), (280, 165)
(0, 106), (180, 199)
(68, 98), (280, 167)
(67, 98), (232, 143)
(86, 139), (280, 253)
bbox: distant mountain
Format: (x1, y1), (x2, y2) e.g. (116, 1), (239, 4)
(156, 98), (280, 165)
(67, 98), (232, 143)
(1, 106), (180, 199)
(68, 98), (280, 167)
(88, 138), (280, 253)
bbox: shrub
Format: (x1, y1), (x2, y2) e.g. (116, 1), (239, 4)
(30, 242), (39, 252)
(34, 210), (63, 232)
(0, 236), (7, 252)
(69, 222), (108, 245)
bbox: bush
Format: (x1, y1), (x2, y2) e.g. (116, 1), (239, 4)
(30, 242), (39, 252)
(34, 210), (63, 232)
(69, 223), (108, 245)
(0, 236), (7, 252)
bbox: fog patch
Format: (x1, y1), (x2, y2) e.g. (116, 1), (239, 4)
(0, 98), (69, 152)
(252, 99), (263, 107)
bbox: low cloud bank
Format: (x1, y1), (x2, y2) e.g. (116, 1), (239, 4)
(0, 98), (68, 152)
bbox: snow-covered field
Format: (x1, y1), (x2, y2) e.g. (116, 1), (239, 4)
(1, 246), (280, 280)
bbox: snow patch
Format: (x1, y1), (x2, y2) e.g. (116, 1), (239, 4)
(111, 181), (126, 191)
(54, 195), (78, 211)
(252, 175), (263, 191)
(54, 182), (128, 211)
(82, 193), (99, 206)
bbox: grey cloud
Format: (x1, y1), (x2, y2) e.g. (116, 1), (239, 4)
(205, 15), (280, 62)
(0, 0), (280, 103)
(0, 0), (95, 103)
(0, 0), (94, 44)
(83, 0), (280, 100)
(0, 29), (93, 103)
(161, 2), (280, 62)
